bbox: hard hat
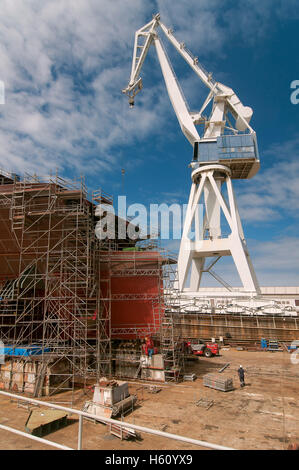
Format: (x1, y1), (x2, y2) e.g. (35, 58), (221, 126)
(239, 365), (242, 368)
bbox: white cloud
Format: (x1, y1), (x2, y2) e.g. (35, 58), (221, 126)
(253, 237), (299, 271)
(156, 0), (226, 55)
(0, 0), (165, 175)
(156, 0), (295, 56)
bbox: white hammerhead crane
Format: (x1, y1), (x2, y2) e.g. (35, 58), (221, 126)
(123, 13), (261, 296)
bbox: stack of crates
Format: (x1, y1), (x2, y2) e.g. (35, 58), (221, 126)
(203, 373), (234, 392)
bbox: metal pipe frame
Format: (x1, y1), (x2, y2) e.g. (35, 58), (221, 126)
(0, 390), (235, 451)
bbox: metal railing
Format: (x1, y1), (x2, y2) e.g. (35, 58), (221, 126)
(0, 423), (73, 450)
(0, 390), (235, 451)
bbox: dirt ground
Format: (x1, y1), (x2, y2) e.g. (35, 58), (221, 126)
(0, 347), (298, 450)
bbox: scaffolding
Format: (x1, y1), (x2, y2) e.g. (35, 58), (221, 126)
(160, 258), (184, 381)
(99, 241), (182, 380)
(0, 169), (186, 392)
(0, 172), (112, 404)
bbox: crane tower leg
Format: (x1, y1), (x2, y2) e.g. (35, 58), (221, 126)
(177, 164), (260, 295)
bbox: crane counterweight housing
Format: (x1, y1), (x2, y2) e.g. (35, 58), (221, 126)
(123, 13), (261, 296)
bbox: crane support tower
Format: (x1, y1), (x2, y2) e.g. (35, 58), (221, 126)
(123, 13), (261, 296)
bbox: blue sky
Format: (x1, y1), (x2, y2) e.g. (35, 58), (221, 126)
(0, 0), (298, 286)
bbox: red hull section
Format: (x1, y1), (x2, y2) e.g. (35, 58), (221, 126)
(100, 251), (165, 339)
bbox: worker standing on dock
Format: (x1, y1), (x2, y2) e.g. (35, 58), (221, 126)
(144, 336), (154, 358)
(238, 365), (246, 388)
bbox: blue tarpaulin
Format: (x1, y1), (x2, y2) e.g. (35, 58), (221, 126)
(1, 345), (51, 357)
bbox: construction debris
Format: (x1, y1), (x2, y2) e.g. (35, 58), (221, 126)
(218, 363), (230, 373)
(83, 380), (137, 419)
(183, 373), (197, 381)
(82, 379), (139, 440)
(195, 398), (214, 410)
(147, 385), (162, 394)
(108, 422), (140, 441)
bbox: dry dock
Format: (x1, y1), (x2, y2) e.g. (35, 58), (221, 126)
(0, 347), (298, 450)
